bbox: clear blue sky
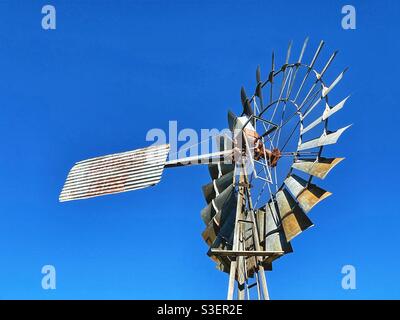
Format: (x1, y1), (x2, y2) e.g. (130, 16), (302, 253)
(0, 0), (398, 299)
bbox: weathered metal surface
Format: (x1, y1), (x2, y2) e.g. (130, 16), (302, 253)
(284, 174), (307, 198)
(204, 231), (235, 268)
(208, 163), (235, 180)
(298, 125), (351, 151)
(228, 110), (237, 131)
(59, 144), (170, 202)
(255, 205), (293, 264)
(235, 115), (256, 132)
(275, 189), (313, 241)
(322, 68), (347, 97)
(284, 174), (332, 213)
(202, 171), (234, 204)
(242, 218), (257, 278)
(256, 208), (265, 247)
(298, 184), (332, 213)
(202, 162), (237, 277)
(241, 86), (253, 118)
(292, 157), (344, 179)
(202, 220), (219, 246)
(301, 96), (349, 134)
(202, 187), (237, 253)
(201, 185), (235, 225)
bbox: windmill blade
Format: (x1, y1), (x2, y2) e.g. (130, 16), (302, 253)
(293, 40), (324, 102)
(208, 218), (235, 253)
(256, 65), (261, 83)
(202, 160), (237, 277)
(298, 37), (309, 64)
(285, 40), (292, 65)
(284, 174), (332, 213)
(206, 135), (235, 178)
(241, 86), (249, 111)
(208, 163), (235, 180)
(202, 171), (234, 203)
(286, 37), (309, 99)
(59, 144), (170, 202)
(207, 231), (234, 274)
(255, 66), (264, 108)
(202, 197), (236, 247)
(297, 50), (337, 114)
(322, 68), (348, 97)
(212, 254), (232, 274)
(292, 157), (345, 179)
(255, 204), (293, 264)
(275, 189), (314, 241)
(301, 96), (350, 135)
(317, 50), (338, 80)
(228, 110), (238, 131)
(269, 51), (275, 103)
(201, 184), (235, 225)
(241, 87), (254, 121)
(298, 125), (351, 151)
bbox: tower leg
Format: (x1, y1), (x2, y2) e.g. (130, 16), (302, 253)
(242, 165), (270, 300)
(227, 165), (245, 300)
(237, 231), (246, 300)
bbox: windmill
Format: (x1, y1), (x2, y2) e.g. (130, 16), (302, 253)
(59, 38), (350, 300)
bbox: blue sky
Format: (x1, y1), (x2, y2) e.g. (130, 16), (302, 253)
(0, 0), (399, 299)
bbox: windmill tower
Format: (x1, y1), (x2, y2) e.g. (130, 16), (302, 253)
(59, 38), (350, 300)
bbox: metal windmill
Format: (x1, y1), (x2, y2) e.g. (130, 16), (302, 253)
(60, 38), (350, 300)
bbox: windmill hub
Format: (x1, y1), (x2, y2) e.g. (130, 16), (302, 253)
(244, 128), (282, 167)
(231, 123), (281, 169)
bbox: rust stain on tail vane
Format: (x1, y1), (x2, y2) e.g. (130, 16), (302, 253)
(59, 144), (170, 202)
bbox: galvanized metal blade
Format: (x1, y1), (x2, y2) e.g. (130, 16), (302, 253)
(285, 41), (292, 65)
(241, 87), (254, 121)
(297, 37), (309, 64)
(208, 163), (235, 180)
(301, 96), (350, 135)
(275, 189), (314, 241)
(292, 157), (344, 179)
(298, 125), (351, 151)
(201, 184), (236, 225)
(206, 197), (236, 247)
(322, 68), (348, 97)
(255, 204), (293, 264)
(284, 174), (332, 213)
(228, 110), (238, 131)
(255, 66), (264, 108)
(202, 171), (234, 204)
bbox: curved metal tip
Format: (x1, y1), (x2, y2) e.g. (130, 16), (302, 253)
(240, 86), (247, 107)
(256, 65), (261, 83)
(227, 110), (237, 131)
